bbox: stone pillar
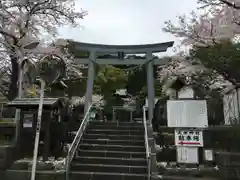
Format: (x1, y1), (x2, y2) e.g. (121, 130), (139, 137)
(146, 51), (155, 123)
(130, 111), (133, 122)
(84, 51), (96, 114)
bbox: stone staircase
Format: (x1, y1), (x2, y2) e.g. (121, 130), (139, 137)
(69, 120), (149, 180)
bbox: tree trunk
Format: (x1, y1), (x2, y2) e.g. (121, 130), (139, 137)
(7, 55), (19, 101)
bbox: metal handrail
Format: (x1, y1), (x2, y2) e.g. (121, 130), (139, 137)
(143, 106), (150, 159)
(65, 104), (93, 180)
(143, 106), (151, 180)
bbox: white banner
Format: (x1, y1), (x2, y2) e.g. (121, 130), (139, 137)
(175, 129), (203, 147)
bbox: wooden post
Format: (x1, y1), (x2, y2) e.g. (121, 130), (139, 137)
(16, 111), (24, 159)
(43, 111), (51, 161)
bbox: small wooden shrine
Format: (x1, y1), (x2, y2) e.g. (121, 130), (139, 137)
(7, 98), (62, 160)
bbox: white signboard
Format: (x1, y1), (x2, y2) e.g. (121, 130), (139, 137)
(204, 149), (214, 161)
(23, 114), (33, 128)
(177, 146), (199, 164)
(175, 129), (203, 147)
(167, 100), (208, 128)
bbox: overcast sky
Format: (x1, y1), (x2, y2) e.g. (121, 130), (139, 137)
(58, 0), (198, 56)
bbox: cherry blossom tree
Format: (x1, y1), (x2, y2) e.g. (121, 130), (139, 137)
(163, 0), (240, 47)
(160, 0), (240, 95)
(157, 55), (233, 96)
(0, 0), (87, 100)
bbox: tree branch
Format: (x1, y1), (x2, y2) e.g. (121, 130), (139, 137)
(0, 30), (17, 42)
(219, 0), (240, 9)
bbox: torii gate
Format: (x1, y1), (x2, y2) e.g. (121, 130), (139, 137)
(65, 40), (174, 122)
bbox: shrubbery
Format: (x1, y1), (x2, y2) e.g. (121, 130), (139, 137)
(205, 126), (240, 153)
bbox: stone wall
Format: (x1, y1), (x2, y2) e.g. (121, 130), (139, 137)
(216, 152), (240, 179)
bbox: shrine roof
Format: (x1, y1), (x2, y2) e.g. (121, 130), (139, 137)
(65, 39), (174, 54)
(7, 98), (58, 109)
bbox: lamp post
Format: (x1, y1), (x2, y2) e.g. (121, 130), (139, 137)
(14, 41), (40, 144)
(31, 78), (45, 180)
(30, 54), (66, 180)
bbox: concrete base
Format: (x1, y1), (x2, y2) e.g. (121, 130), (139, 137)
(157, 162), (219, 179)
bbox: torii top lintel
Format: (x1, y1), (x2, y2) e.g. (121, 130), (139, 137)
(66, 40), (174, 54)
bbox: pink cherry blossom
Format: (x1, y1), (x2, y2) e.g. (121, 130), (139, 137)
(0, 0), (87, 98)
(163, 0), (240, 46)
(160, 0), (240, 95)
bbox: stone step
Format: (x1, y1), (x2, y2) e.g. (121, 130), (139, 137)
(83, 133), (144, 141)
(85, 129), (143, 136)
(74, 156), (146, 166)
(88, 124), (144, 131)
(81, 138), (145, 146)
(78, 150), (146, 159)
(158, 175), (219, 180)
(71, 163), (148, 174)
(6, 170), (148, 180)
(89, 121), (143, 127)
(5, 170), (64, 180)
(79, 144), (145, 152)
(70, 171), (148, 180)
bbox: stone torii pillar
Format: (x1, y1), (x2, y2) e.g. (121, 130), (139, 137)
(146, 51), (155, 123)
(84, 51), (96, 113)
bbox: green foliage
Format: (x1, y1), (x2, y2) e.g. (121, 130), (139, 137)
(95, 65), (127, 117)
(190, 41), (240, 84)
(94, 65), (128, 98)
(126, 62), (159, 97)
(126, 68), (147, 96)
(135, 80), (163, 99)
